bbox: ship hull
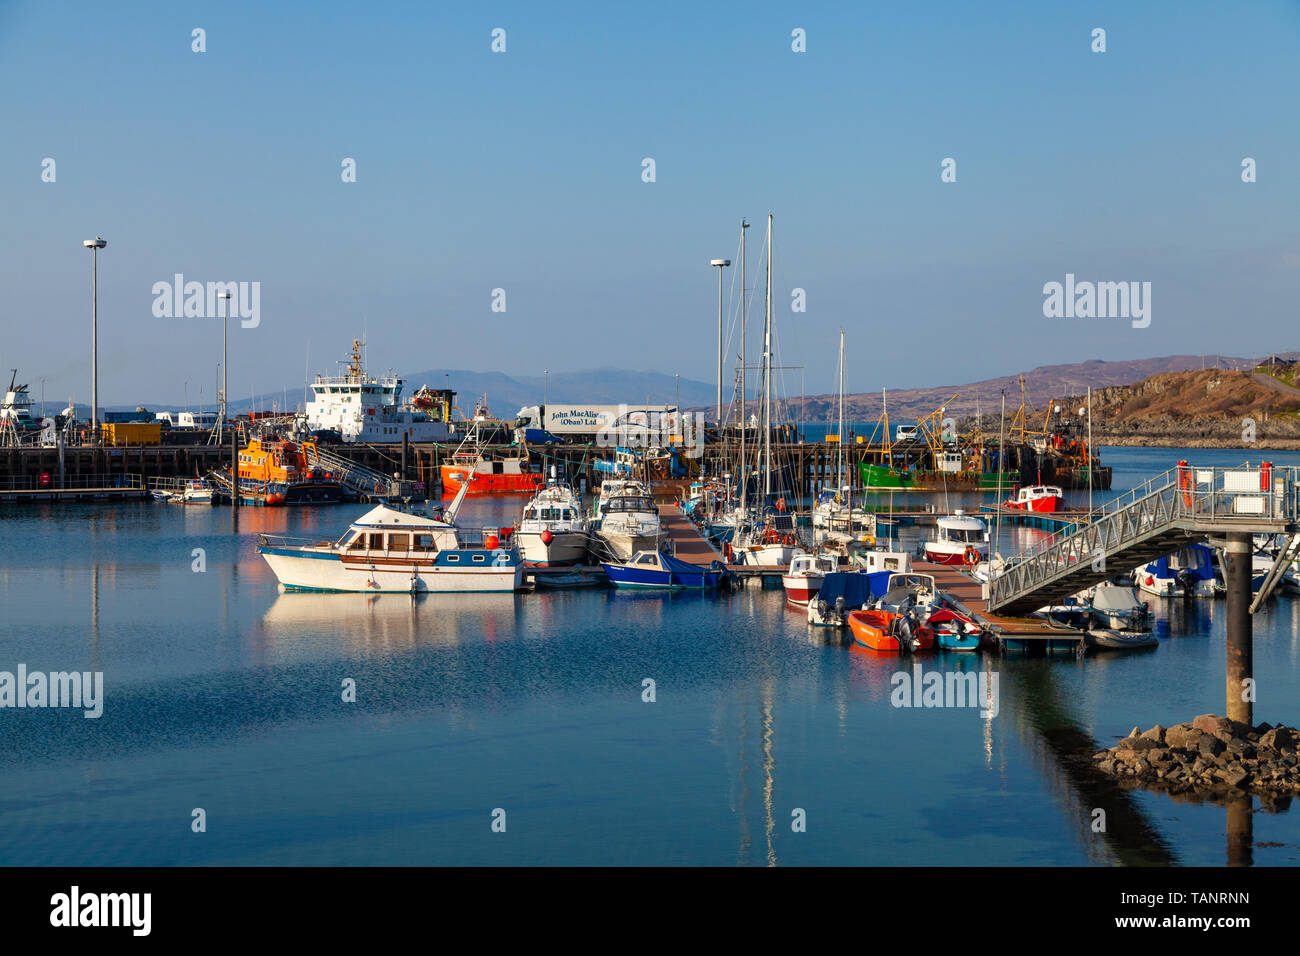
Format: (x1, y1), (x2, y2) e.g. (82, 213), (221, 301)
(440, 465), (543, 497)
(259, 546), (523, 592)
(517, 531), (590, 565)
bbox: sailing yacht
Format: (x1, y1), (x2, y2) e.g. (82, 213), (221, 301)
(727, 214), (802, 568)
(812, 331), (874, 536)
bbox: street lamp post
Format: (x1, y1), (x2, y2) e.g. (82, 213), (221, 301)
(710, 258), (730, 424)
(218, 292), (232, 501)
(82, 237), (107, 438)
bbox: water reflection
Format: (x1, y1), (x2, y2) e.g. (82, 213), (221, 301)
(262, 590), (524, 653)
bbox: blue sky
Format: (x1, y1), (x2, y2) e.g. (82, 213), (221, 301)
(2, 0), (1297, 407)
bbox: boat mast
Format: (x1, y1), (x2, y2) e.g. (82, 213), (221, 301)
(762, 213), (772, 503)
(738, 220), (749, 515)
(837, 329), (845, 500)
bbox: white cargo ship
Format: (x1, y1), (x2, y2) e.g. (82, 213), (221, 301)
(305, 339), (456, 443)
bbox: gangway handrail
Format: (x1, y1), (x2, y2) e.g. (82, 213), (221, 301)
(989, 463), (1300, 612)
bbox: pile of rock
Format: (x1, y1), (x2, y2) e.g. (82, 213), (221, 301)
(1092, 714), (1300, 795)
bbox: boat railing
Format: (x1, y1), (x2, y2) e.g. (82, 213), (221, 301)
(258, 533), (338, 549)
(0, 472), (145, 491)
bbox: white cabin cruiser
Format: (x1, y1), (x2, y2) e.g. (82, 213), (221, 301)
(595, 490), (666, 561)
(516, 480), (590, 565)
(923, 511), (989, 567)
(781, 551), (839, 604)
(257, 484), (522, 592)
(852, 548), (912, 575)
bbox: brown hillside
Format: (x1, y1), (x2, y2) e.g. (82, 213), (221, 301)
(1071, 370), (1300, 421)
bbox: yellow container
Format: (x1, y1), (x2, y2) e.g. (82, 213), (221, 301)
(101, 422), (163, 446)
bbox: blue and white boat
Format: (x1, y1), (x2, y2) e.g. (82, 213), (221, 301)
(1132, 544), (1219, 598)
(807, 570), (892, 627)
(257, 483), (523, 593)
(602, 550), (726, 589)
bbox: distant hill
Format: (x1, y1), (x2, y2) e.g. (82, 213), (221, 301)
(772, 353), (1298, 424)
(961, 365), (1300, 449)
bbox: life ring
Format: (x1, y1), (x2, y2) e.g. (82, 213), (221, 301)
(963, 545), (980, 567)
(38, 472), (52, 487)
(1177, 460), (1193, 508)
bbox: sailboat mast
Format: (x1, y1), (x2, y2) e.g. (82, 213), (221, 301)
(739, 220), (748, 514)
(762, 213), (773, 502)
(837, 329), (845, 494)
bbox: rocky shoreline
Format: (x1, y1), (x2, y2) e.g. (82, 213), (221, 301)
(1091, 715), (1299, 797)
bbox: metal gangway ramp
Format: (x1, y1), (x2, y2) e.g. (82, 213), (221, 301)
(302, 443), (408, 499)
(987, 462), (1300, 617)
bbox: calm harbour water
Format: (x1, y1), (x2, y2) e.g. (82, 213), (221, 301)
(1, 446), (1298, 866)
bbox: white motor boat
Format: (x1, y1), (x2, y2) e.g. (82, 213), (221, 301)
(1132, 545), (1220, 598)
(516, 480), (590, 565)
(1002, 485), (1064, 513)
(595, 489), (666, 561)
(256, 485), (523, 593)
(781, 551), (839, 604)
(1089, 583), (1152, 631)
(852, 548), (912, 575)
(923, 511), (989, 567)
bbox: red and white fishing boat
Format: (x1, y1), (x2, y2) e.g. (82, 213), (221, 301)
(1003, 484), (1064, 513)
(781, 552), (839, 605)
(439, 399), (544, 498)
(923, 512), (989, 567)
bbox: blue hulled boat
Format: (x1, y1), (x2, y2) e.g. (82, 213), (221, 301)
(602, 551), (727, 589)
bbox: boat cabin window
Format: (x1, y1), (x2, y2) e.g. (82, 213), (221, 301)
(492, 461), (504, 474)
(609, 497), (653, 513)
(368, 533), (384, 550)
(944, 527), (983, 543)
(388, 533), (409, 551)
(345, 532), (365, 551)
(412, 534), (435, 551)
(635, 554), (659, 565)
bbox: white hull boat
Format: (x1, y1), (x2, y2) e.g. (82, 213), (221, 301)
(257, 487), (523, 592)
(516, 480), (591, 565)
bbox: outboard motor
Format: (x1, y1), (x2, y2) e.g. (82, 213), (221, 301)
(897, 613), (917, 653)
(1175, 568), (1196, 599)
